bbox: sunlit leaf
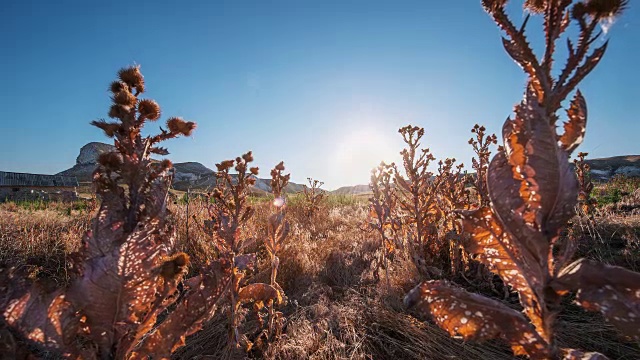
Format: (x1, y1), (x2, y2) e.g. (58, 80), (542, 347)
(2, 287), (86, 357)
(404, 280), (548, 358)
(460, 206), (546, 338)
(562, 348), (610, 360)
(238, 283), (282, 307)
(502, 39), (545, 101)
(559, 90), (587, 154)
(490, 88), (578, 260)
(552, 259), (640, 341)
(133, 259), (232, 358)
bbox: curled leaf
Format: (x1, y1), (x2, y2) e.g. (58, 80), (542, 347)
(562, 348), (610, 360)
(552, 259), (640, 341)
(238, 283), (282, 307)
(404, 280), (548, 358)
(460, 207), (546, 338)
(559, 90), (587, 154)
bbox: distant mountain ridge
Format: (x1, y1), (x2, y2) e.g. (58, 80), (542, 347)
(331, 184), (370, 195)
(56, 142), (306, 194)
(56, 142), (639, 193)
(328, 155), (640, 196)
(582, 155), (640, 181)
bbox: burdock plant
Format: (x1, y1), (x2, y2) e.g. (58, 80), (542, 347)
(205, 153), (282, 351)
(1, 66), (233, 359)
(405, 1), (638, 359)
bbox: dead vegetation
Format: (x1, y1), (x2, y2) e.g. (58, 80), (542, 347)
(404, 0), (639, 359)
(0, 1), (639, 359)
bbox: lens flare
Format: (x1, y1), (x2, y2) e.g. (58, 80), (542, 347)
(273, 197), (285, 208)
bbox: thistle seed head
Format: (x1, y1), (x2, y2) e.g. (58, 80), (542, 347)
(118, 66), (145, 93)
(138, 99), (161, 121)
(98, 151), (123, 169)
(216, 160), (235, 171)
(583, 0), (629, 20)
(524, 0), (546, 13)
(167, 117), (196, 136)
(160, 253), (190, 279)
(242, 151), (254, 163)
(112, 90), (137, 107)
(159, 159), (173, 171)
(109, 81), (128, 94)
(482, 0), (509, 12)
(108, 104), (131, 119)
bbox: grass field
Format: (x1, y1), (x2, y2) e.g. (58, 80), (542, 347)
(1, 186), (639, 359)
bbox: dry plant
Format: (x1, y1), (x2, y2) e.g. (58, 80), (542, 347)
(0, 66), (237, 359)
(393, 125), (469, 277)
(367, 162), (400, 288)
(301, 178), (326, 218)
(468, 124), (498, 207)
(433, 158), (470, 274)
(297, 177), (328, 240)
(393, 126), (441, 278)
(574, 152), (596, 215)
(264, 161), (291, 339)
(205, 153), (282, 351)
(405, 1), (638, 359)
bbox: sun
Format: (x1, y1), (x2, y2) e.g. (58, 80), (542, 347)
(331, 126), (398, 186)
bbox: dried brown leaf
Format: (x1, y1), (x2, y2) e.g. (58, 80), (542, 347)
(562, 348), (610, 360)
(238, 283), (282, 307)
(2, 289), (85, 357)
(67, 218), (174, 355)
(502, 39), (545, 101)
(559, 41), (608, 102)
(132, 259), (232, 358)
(491, 89), (578, 257)
(559, 90), (587, 154)
(404, 280), (548, 358)
(460, 207), (546, 337)
(552, 259), (640, 341)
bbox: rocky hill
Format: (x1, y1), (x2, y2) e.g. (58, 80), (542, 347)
(583, 155), (640, 181)
(57, 142), (116, 181)
(171, 172), (306, 194)
(331, 184), (371, 195)
(58, 142), (306, 194)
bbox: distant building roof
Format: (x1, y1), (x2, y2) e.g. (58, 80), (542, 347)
(0, 171), (79, 187)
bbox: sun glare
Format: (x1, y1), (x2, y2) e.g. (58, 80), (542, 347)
(332, 126), (398, 186)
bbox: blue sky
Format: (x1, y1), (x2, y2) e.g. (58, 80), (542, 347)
(1, 1), (638, 189)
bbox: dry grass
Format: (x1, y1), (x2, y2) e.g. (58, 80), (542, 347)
(0, 201), (92, 286)
(2, 196), (638, 359)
